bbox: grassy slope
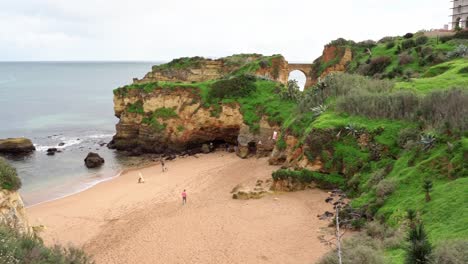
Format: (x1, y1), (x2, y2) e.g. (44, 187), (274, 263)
(396, 59), (468, 92)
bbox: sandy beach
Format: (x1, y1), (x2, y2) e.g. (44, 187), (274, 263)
(27, 152), (334, 264)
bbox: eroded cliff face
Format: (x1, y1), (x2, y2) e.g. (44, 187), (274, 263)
(310, 45), (353, 85)
(0, 190), (31, 234)
(110, 87), (279, 157)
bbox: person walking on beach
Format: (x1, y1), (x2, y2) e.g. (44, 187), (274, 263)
(161, 158), (167, 172)
(182, 189), (187, 205)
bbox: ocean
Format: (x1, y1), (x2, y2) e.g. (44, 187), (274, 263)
(0, 62), (158, 206)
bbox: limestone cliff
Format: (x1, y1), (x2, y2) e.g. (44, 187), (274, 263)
(0, 189), (31, 234)
(133, 54), (289, 85)
(310, 45), (353, 84)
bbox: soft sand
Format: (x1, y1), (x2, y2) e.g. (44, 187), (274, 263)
(27, 152), (334, 264)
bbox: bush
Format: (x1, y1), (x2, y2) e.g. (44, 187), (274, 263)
(271, 169), (345, 189)
(431, 240), (468, 264)
(447, 45), (468, 58)
(375, 179), (396, 198)
(0, 157), (21, 191)
(208, 74), (256, 100)
(439, 35), (453, 43)
(398, 127), (420, 147)
(415, 36), (429, 46)
(404, 33), (414, 39)
(318, 234), (385, 264)
(0, 224), (94, 264)
(386, 41), (396, 49)
(366, 56), (392, 76)
(454, 30), (468, 39)
(406, 223), (432, 264)
(399, 53), (414, 65)
(402, 39), (416, 50)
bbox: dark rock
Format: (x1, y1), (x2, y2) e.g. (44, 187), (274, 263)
(325, 197), (333, 203)
(84, 152), (105, 168)
(46, 152), (55, 156)
(201, 144), (211, 154)
(99, 142), (107, 147)
(47, 148), (58, 153)
(0, 138), (35, 154)
(58, 142), (65, 146)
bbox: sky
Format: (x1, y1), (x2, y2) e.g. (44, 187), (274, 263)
(0, 0), (453, 62)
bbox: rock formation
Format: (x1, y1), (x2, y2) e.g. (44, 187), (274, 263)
(0, 138), (35, 154)
(84, 152), (105, 168)
(0, 189), (32, 234)
(110, 54), (284, 157)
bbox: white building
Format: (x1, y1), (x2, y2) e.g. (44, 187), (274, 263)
(452, 0), (468, 29)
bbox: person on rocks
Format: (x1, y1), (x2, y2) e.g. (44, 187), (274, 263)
(182, 189), (187, 205)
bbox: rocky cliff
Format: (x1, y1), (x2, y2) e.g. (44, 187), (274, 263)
(133, 54), (289, 85)
(0, 189), (31, 234)
(110, 54), (289, 157)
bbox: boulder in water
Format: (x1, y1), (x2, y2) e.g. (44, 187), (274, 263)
(0, 138), (35, 154)
(84, 152), (105, 168)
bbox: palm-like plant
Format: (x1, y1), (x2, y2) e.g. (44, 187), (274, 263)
(345, 124), (359, 137)
(405, 223), (432, 264)
(423, 180), (433, 202)
(420, 134), (436, 150)
(311, 104), (327, 117)
(406, 209), (417, 228)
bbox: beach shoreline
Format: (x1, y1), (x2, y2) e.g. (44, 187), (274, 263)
(27, 152), (335, 264)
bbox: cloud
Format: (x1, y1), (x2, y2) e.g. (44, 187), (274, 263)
(0, 0), (452, 61)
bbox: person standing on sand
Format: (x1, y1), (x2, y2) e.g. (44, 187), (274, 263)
(161, 158), (167, 172)
(182, 189), (187, 205)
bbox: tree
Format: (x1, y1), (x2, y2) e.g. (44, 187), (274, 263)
(423, 180), (433, 202)
(405, 223), (432, 264)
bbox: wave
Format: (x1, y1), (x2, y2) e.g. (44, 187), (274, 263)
(34, 133), (113, 152)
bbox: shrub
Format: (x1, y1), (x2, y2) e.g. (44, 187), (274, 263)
(401, 39), (416, 50)
(386, 41), (395, 49)
(271, 169), (345, 189)
(406, 223), (432, 264)
(366, 56), (392, 76)
(280, 80), (301, 101)
(447, 44), (468, 58)
(399, 53), (414, 65)
(415, 36), (429, 45)
(375, 179), (396, 198)
(403, 33), (414, 39)
(208, 75), (256, 100)
(431, 240), (468, 264)
(378, 36), (396, 43)
(0, 157), (21, 191)
(454, 30), (468, 39)
(439, 35), (453, 43)
(318, 233), (385, 264)
(398, 127), (420, 147)
(0, 224), (94, 264)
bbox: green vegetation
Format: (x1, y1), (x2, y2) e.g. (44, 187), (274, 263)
(0, 224), (94, 264)
(126, 101), (144, 114)
(272, 169), (345, 189)
(152, 56), (205, 71)
(0, 157), (21, 191)
(152, 107), (178, 120)
(396, 59), (468, 92)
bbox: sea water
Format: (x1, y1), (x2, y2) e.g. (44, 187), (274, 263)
(0, 62), (158, 205)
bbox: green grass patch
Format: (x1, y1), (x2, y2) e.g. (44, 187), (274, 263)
(396, 59), (468, 93)
(153, 107), (178, 120)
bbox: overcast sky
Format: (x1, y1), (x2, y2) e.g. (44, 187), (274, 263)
(0, 0), (452, 62)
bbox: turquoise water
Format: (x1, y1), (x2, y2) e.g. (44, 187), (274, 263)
(0, 62), (157, 205)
